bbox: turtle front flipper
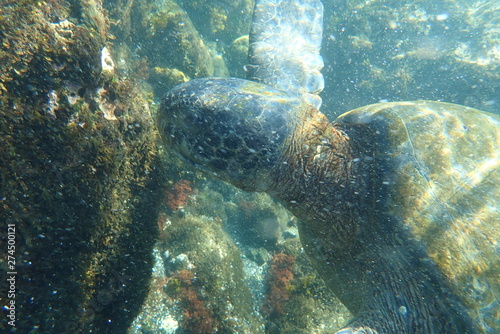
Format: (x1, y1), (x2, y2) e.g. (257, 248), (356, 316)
(248, 0), (324, 108)
(335, 248), (476, 334)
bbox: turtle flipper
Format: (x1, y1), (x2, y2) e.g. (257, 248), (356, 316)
(248, 0), (324, 108)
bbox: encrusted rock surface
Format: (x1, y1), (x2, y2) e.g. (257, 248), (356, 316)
(0, 1), (165, 332)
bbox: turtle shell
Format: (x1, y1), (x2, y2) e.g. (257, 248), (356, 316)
(337, 100), (500, 333)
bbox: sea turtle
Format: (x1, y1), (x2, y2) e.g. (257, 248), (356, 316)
(158, 0), (499, 333)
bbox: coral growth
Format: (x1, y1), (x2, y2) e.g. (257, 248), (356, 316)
(135, 215), (262, 333)
(166, 179), (194, 211)
(174, 269), (216, 334)
(156, 212), (169, 231)
(262, 252), (296, 316)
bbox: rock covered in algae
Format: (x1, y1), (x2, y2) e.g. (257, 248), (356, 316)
(0, 0), (165, 332)
(111, 0), (217, 97)
(177, 0), (254, 44)
(130, 175), (351, 333)
(321, 0), (499, 116)
(130, 215), (264, 334)
(175, 0), (258, 80)
(226, 192), (293, 248)
(104, 0), (254, 99)
(260, 241), (351, 334)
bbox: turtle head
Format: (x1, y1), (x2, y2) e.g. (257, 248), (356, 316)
(158, 77), (302, 192)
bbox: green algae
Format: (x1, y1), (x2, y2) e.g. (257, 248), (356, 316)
(131, 0), (215, 96)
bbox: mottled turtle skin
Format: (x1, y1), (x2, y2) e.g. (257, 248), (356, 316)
(159, 77), (500, 333)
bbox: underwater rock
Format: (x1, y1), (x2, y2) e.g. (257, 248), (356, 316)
(228, 192), (293, 249)
(322, 0), (499, 116)
(174, 0), (255, 79)
(0, 0), (165, 332)
(169, 179), (295, 249)
(125, 0), (216, 97)
(178, 0), (254, 44)
(260, 247), (351, 334)
(105, 0), (252, 99)
(131, 215), (264, 334)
